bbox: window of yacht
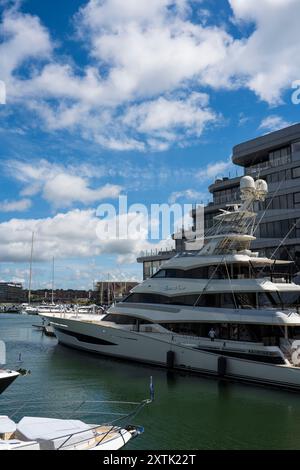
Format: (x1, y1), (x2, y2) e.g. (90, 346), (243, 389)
(153, 267), (210, 279)
(125, 292), (258, 308)
(258, 291), (300, 308)
(153, 265), (252, 280)
(124, 292), (201, 306)
(235, 293), (257, 309)
(258, 292), (278, 308)
(289, 326), (300, 339)
(103, 314), (152, 325)
(160, 322), (261, 342)
(153, 264), (265, 281)
(279, 292), (300, 307)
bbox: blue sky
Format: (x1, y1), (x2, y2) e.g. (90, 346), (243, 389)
(0, 0), (300, 289)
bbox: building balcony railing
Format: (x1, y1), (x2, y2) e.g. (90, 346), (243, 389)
(245, 155), (292, 175)
(138, 248), (176, 258)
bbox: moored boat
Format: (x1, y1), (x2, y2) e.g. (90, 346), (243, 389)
(0, 398), (149, 450)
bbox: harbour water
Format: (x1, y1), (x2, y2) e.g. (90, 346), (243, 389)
(2, 313), (300, 450)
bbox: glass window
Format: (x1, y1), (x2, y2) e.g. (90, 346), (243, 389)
(104, 314), (142, 325)
(153, 270), (166, 278)
(292, 142), (300, 155)
(288, 193), (294, 208)
(293, 167), (300, 178)
(260, 224), (267, 238)
(294, 193), (300, 209)
(235, 293), (256, 309)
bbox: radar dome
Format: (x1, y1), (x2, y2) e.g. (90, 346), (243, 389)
(255, 179), (268, 200)
(240, 176), (256, 191)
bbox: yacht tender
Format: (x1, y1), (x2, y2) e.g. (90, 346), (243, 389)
(42, 176), (300, 390)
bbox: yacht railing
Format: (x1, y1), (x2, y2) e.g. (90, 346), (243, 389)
(0, 398), (151, 450)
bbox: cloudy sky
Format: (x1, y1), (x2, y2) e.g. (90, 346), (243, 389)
(0, 0), (299, 289)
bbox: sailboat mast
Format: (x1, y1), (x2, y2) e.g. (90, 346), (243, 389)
(51, 257), (55, 305)
(28, 231), (34, 305)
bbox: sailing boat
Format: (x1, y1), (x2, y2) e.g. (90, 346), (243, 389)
(22, 232), (38, 315)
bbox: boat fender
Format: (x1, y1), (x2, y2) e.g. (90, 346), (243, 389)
(167, 350), (175, 369)
(218, 356), (227, 377)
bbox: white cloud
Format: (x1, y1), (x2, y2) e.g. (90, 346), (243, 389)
(259, 115), (293, 133)
(1, 2), (228, 149)
(43, 174), (121, 208)
(0, 198), (32, 212)
(168, 189), (208, 204)
(196, 159), (233, 182)
(202, 0), (300, 104)
(5, 159), (122, 208)
(0, 208), (173, 263)
(123, 92), (217, 147)
(0, 7), (52, 81)
(1, 0), (299, 150)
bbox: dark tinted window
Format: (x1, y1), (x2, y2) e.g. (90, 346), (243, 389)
(125, 293), (200, 306)
(104, 314), (151, 324)
(293, 167), (300, 179)
(125, 292), (258, 308)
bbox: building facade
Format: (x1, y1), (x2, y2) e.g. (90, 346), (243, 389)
(138, 123), (300, 278)
(0, 282), (25, 303)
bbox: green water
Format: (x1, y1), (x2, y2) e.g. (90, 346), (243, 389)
(1, 313), (300, 450)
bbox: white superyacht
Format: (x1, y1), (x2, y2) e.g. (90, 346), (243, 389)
(43, 176), (300, 390)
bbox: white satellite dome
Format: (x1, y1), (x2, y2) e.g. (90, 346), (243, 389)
(240, 176), (256, 191)
(255, 179), (268, 193)
(255, 179), (268, 199)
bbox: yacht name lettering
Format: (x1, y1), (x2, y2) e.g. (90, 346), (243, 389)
(163, 285), (187, 292)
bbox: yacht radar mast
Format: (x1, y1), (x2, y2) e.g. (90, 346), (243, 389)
(200, 176), (268, 256)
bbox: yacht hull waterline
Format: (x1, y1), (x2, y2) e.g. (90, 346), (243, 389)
(46, 315), (300, 391)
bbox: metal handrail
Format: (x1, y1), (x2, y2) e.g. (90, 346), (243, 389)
(0, 398), (151, 451)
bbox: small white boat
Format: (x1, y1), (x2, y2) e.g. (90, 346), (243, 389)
(21, 304), (39, 315)
(0, 398), (150, 451)
(0, 416), (143, 450)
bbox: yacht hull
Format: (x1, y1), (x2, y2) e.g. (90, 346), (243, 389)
(0, 371), (19, 395)
(49, 316), (300, 391)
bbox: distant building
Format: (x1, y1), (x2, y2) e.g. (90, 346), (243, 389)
(94, 281), (138, 304)
(138, 123), (300, 278)
(0, 282), (25, 303)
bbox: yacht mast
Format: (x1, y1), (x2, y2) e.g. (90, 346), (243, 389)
(28, 232), (34, 305)
(51, 257), (55, 305)
(107, 274), (110, 305)
(100, 280), (104, 305)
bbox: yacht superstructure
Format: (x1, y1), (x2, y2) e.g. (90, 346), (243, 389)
(42, 176), (300, 390)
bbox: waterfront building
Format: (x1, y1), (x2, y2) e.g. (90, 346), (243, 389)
(0, 282), (25, 303)
(138, 123), (300, 278)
